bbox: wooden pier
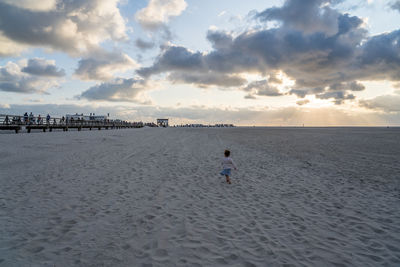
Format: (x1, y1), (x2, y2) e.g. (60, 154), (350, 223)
(0, 125), (21, 133)
(0, 114), (143, 134)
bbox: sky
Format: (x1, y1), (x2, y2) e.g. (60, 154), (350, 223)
(0, 0), (400, 126)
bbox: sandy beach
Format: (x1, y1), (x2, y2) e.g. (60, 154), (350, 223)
(1, 127), (399, 266)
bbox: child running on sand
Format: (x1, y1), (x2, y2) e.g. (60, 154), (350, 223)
(220, 150), (237, 184)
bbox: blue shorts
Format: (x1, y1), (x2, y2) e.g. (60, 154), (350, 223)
(220, 169), (231, 176)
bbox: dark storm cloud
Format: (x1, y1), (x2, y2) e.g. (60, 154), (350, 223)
(390, 1), (400, 12)
(0, 0), (127, 56)
(355, 30), (400, 81)
(348, 81), (365, 91)
(168, 72), (246, 88)
(289, 87), (324, 98)
(138, 19), (367, 82)
(328, 81), (365, 91)
(243, 80), (283, 97)
(0, 81), (36, 93)
(206, 30), (234, 50)
(137, 46), (204, 77)
(255, 0), (342, 35)
(78, 78), (150, 103)
(135, 38), (156, 50)
(0, 2), (60, 48)
(289, 89), (308, 98)
(137, 0), (399, 104)
(21, 58), (65, 77)
(359, 95), (400, 112)
(316, 91), (355, 105)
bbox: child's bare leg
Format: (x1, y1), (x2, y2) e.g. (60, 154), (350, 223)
(225, 175), (231, 184)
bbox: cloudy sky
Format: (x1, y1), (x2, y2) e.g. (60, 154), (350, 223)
(0, 0), (399, 126)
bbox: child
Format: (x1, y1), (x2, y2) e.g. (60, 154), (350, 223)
(220, 150), (237, 184)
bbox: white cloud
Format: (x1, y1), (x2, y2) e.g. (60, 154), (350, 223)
(218, 11), (227, 17)
(208, 25), (219, 31)
(135, 0), (187, 30)
(0, 103), (10, 108)
(0, 34), (28, 56)
(75, 50), (139, 81)
(0, 0), (57, 11)
(296, 99), (310, 106)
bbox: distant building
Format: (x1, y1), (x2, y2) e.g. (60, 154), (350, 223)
(157, 119), (169, 127)
(66, 113), (84, 121)
(66, 113), (108, 122)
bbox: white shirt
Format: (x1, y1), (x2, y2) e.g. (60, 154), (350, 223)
(221, 157), (237, 170)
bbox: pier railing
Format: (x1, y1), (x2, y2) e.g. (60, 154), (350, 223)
(0, 114), (143, 133)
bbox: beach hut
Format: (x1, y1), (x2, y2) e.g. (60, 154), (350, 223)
(157, 119), (169, 127)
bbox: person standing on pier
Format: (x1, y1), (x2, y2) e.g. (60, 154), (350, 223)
(46, 114), (50, 124)
(29, 112), (34, 125)
(4, 115), (9, 125)
(23, 112), (28, 124)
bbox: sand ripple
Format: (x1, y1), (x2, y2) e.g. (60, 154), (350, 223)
(0, 127), (399, 266)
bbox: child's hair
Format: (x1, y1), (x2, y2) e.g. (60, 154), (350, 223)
(224, 150), (230, 157)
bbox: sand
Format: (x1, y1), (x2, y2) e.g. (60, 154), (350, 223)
(0, 127), (399, 266)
